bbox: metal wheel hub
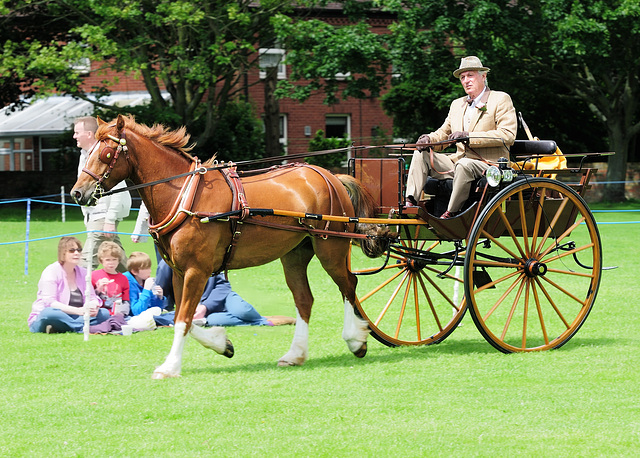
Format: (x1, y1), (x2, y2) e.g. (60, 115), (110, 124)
(406, 258), (426, 273)
(524, 258), (547, 277)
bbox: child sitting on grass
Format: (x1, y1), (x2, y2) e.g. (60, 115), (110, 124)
(124, 251), (174, 327)
(92, 241), (130, 316)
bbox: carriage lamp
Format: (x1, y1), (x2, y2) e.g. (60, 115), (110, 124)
(486, 157), (515, 187)
(485, 165), (502, 187)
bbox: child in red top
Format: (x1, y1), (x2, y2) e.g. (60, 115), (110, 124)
(92, 241), (130, 316)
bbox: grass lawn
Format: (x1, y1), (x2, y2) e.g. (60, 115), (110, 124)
(1, 205), (639, 456)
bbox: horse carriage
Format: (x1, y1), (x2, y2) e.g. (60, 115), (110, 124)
(71, 115), (603, 378)
(349, 138), (601, 353)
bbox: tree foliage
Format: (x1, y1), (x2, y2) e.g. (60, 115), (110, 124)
(0, 0), (295, 158)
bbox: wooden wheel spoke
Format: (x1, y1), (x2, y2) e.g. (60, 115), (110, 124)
(533, 277), (571, 328)
(534, 196), (569, 257)
(496, 203), (527, 258)
(480, 230), (522, 261)
(545, 268), (595, 278)
(517, 190), (531, 256)
(481, 273), (525, 321)
(538, 216), (588, 259)
(522, 279), (531, 349)
(531, 282), (550, 345)
(424, 265), (465, 283)
(373, 271), (410, 326)
(422, 269), (458, 309)
(413, 276), (423, 340)
(538, 275), (588, 308)
(542, 242), (594, 265)
(530, 187), (547, 256)
(417, 273), (443, 332)
(500, 276), (527, 340)
(393, 274), (414, 339)
(475, 269), (522, 294)
(359, 267), (405, 302)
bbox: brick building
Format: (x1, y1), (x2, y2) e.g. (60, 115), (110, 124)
(0, 5), (396, 177)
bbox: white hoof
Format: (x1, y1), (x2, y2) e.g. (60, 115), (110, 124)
(151, 367), (181, 379)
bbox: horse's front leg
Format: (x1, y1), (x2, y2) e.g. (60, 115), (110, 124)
(152, 269), (232, 379)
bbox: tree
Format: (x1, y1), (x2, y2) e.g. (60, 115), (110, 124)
(383, 0), (639, 202)
(0, 0), (296, 158)
(0, 1), (72, 107)
(272, 9), (392, 106)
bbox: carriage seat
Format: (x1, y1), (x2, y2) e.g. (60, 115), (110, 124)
(509, 140), (557, 157)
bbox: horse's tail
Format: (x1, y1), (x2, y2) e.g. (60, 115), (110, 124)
(337, 174), (393, 258)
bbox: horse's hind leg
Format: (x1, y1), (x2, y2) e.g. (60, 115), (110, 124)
(278, 242), (315, 367)
(314, 239), (370, 358)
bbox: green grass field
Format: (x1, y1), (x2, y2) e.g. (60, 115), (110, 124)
(1, 204), (639, 456)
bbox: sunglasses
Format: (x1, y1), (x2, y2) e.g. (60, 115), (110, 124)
(68, 248), (82, 253)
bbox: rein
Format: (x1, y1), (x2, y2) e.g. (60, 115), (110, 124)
(97, 144), (369, 199)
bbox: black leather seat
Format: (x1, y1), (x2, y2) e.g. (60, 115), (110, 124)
(509, 140), (557, 157)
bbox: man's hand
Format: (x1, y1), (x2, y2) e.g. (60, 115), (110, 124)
(416, 134), (431, 151)
(448, 131), (468, 141)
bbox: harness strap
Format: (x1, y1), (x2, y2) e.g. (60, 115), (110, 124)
(148, 160), (203, 239)
(215, 165), (250, 276)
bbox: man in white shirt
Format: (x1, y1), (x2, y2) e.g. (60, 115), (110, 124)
(73, 116), (132, 271)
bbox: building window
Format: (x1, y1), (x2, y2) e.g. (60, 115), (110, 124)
(325, 115), (350, 139)
(259, 48), (286, 80)
(71, 57), (91, 75)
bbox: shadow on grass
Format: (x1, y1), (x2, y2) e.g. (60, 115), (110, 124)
(183, 334), (620, 376)
(185, 338), (497, 376)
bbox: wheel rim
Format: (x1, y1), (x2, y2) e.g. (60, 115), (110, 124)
(465, 178), (602, 352)
(352, 224), (467, 347)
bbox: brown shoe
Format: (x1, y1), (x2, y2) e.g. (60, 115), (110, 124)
(440, 211), (457, 219)
(266, 316), (296, 326)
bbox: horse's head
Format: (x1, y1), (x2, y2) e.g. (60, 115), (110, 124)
(71, 114), (132, 206)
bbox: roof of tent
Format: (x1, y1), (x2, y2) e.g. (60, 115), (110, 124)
(0, 92), (156, 137)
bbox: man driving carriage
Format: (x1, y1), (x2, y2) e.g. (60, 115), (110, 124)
(405, 56), (517, 219)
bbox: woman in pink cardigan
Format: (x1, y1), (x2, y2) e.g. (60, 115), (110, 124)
(29, 237), (109, 333)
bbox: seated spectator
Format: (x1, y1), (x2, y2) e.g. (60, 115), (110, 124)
(124, 251), (175, 327)
(91, 241), (130, 316)
(28, 236), (109, 333)
(155, 260), (295, 327)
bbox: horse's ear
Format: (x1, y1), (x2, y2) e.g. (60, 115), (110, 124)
(96, 116), (106, 126)
(116, 114), (126, 133)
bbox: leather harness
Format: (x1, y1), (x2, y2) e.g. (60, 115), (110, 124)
(149, 160), (358, 276)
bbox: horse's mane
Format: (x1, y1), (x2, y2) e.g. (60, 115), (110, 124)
(98, 115), (195, 157)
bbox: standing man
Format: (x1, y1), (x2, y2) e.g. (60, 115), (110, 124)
(405, 56), (517, 218)
(73, 116), (132, 272)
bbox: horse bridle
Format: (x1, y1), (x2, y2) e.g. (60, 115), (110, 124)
(81, 129), (128, 198)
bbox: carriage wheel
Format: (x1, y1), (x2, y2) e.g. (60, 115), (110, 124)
(351, 225), (467, 347)
(464, 177), (602, 353)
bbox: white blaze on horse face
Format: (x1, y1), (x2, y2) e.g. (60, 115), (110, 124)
(278, 310), (307, 366)
(152, 321), (188, 379)
(342, 299), (370, 353)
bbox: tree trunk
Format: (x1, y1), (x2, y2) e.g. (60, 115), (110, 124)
(603, 122), (629, 202)
(263, 66), (281, 158)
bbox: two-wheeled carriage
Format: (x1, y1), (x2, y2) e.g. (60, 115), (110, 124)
(348, 139), (602, 352)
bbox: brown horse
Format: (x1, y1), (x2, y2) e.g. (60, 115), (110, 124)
(71, 114), (387, 379)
